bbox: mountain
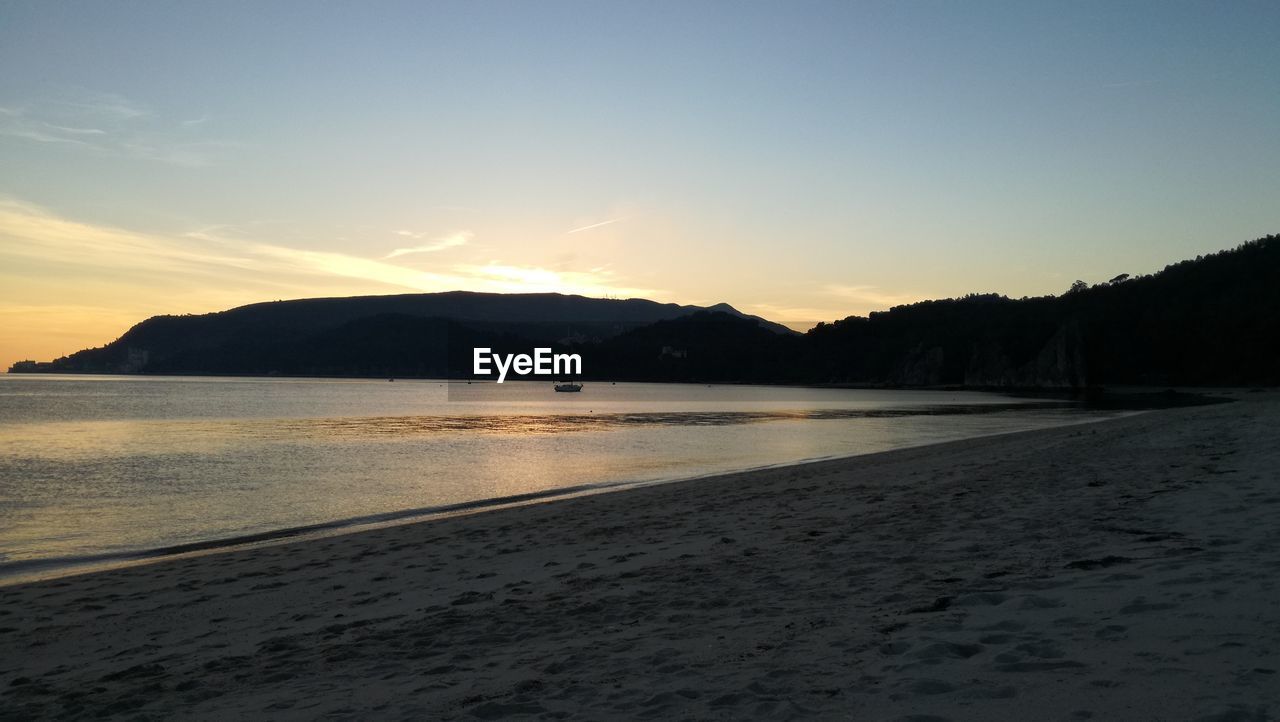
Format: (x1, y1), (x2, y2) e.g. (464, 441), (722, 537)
(560, 234), (1279, 387)
(803, 234), (1280, 387)
(11, 234), (1280, 386)
(545, 234), (1280, 387)
(590, 311), (807, 383)
(11, 291), (793, 376)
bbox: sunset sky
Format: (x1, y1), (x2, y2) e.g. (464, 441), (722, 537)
(2, 1), (1278, 369)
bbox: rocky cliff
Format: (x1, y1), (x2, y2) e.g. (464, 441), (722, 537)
(964, 320), (1088, 388)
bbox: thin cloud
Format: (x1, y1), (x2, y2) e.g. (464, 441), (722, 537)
(55, 90), (150, 121)
(453, 262), (658, 298)
(0, 124), (93, 146)
(566, 217), (626, 234)
(824, 284), (919, 308)
(0, 198), (658, 304)
(44, 123), (107, 136)
(384, 231), (472, 258)
(0, 90), (228, 167)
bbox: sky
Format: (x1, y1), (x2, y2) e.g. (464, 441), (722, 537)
(1, 1), (1278, 369)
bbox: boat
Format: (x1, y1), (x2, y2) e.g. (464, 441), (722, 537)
(553, 380), (583, 392)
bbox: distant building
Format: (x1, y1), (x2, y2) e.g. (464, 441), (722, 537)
(659, 346), (687, 359)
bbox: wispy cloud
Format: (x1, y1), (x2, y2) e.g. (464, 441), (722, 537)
(43, 123), (107, 136)
(0, 197), (658, 309)
(566, 217), (626, 234)
(55, 90), (150, 121)
(0, 90), (231, 167)
(824, 284), (918, 308)
(453, 262), (657, 298)
(385, 231), (471, 258)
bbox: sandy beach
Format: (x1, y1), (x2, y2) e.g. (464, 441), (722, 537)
(2, 393), (1277, 720)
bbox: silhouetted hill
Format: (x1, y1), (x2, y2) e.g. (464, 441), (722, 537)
(586, 235), (1280, 387)
(805, 234), (1280, 387)
(11, 235), (1279, 386)
(16, 292), (791, 376)
(138, 314), (547, 378)
(588, 311), (806, 383)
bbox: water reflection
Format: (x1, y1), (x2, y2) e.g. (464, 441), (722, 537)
(0, 375), (1114, 573)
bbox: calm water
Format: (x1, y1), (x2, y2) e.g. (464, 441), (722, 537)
(0, 375), (1117, 577)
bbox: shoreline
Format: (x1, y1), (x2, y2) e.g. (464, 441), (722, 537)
(5, 369), (1256, 399)
(0, 405), (1125, 587)
(3, 392), (1276, 718)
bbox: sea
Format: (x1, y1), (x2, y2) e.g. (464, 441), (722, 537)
(0, 374), (1122, 581)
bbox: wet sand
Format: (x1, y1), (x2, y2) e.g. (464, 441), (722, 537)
(2, 392), (1277, 720)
